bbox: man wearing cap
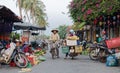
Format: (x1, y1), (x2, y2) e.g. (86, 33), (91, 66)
(50, 29), (60, 58)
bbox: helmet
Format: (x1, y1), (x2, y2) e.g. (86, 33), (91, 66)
(69, 29), (74, 33)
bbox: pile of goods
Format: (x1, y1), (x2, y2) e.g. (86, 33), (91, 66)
(67, 35), (79, 40)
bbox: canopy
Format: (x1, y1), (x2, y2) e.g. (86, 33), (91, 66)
(13, 22), (46, 30)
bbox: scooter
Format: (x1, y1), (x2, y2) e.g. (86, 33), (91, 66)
(0, 42), (28, 68)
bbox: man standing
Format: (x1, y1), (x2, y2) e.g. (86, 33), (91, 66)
(50, 29), (60, 58)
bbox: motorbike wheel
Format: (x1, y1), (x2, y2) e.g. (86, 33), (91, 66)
(69, 53), (78, 59)
(98, 50), (107, 63)
(89, 49), (99, 61)
(14, 53), (28, 68)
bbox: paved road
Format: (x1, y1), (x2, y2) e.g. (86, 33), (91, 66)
(0, 51), (120, 73)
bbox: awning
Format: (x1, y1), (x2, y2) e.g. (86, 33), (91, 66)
(13, 22), (46, 30)
(0, 5), (22, 22)
(0, 5), (22, 35)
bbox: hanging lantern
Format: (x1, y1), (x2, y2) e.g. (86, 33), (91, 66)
(94, 18), (98, 25)
(113, 16), (116, 21)
(99, 22), (103, 26)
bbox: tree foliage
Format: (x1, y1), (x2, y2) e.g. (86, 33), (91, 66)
(69, 0), (120, 22)
(57, 25), (68, 39)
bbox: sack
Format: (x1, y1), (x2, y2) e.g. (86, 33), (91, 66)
(106, 55), (118, 67)
(62, 46), (69, 54)
(115, 52), (120, 59)
(106, 37), (120, 49)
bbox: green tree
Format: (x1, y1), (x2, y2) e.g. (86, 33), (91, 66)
(16, 0), (47, 27)
(57, 25), (68, 39)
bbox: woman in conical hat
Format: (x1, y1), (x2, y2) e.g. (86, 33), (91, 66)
(50, 29), (60, 58)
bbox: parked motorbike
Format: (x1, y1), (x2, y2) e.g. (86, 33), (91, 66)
(31, 40), (48, 51)
(0, 42), (28, 68)
(98, 44), (115, 63)
(89, 42), (115, 63)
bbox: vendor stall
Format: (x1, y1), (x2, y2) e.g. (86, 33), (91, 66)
(13, 22), (46, 43)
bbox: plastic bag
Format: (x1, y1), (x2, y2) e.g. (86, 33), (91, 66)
(106, 55), (118, 67)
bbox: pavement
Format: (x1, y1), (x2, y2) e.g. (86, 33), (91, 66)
(0, 50), (120, 73)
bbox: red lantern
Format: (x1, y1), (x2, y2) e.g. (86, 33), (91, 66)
(94, 18), (98, 25)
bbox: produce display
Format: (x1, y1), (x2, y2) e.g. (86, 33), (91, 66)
(34, 49), (46, 56)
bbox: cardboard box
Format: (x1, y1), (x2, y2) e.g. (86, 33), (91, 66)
(66, 40), (77, 46)
(75, 46), (82, 53)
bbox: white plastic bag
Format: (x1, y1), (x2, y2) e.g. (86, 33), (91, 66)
(115, 52), (120, 59)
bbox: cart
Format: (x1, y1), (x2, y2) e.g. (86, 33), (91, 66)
(61, 40), (82, 59)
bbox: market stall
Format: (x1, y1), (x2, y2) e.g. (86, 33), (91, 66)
(13, 22), (46, 43)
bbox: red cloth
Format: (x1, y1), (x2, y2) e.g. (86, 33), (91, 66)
(6, 44), (10, 49)
(24, 46), (33, 54)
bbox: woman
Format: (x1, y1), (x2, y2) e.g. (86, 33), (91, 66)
(50, 29), (60, 58)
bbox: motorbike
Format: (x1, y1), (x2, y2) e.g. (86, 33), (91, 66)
(0, 42), (28, 68)
(89, 42), (115, 63)
(31, 40), (48, 51)
(97, 44), (115, 63)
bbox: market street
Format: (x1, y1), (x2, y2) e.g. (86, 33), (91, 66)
(0, 51), (120, 73)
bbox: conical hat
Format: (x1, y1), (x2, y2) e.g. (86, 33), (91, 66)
(51, 29), (58, 32)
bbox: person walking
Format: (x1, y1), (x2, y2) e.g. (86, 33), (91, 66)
(50, 29), (60, 58)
